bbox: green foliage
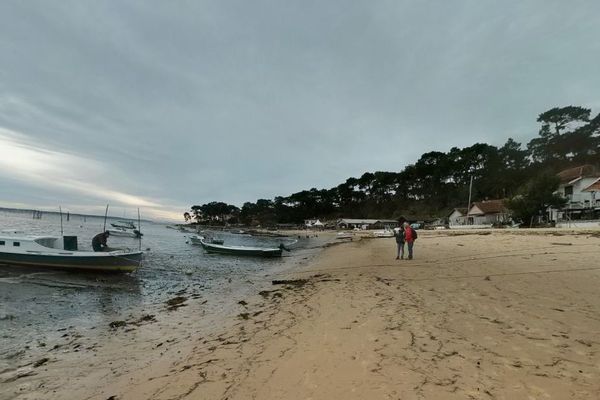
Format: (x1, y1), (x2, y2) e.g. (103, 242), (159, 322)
(505, 171), (567, 225)
(528, 106), (593, 165)
(186, 106), (600, 225)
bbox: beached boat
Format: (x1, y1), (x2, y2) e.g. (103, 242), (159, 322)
(199, 238), (283, 257)
(189, 234), (224, 245)
(372, 229), (394, 238)
(0, 234), (142, 272)
(336, 232), (353, 240)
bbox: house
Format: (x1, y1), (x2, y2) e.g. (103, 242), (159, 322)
(336, 218), (398, 230)
(448, 200), (509, 228)
(466, 200), (509, 225)
(448, 208), (468, 227)
(550, 165), (600, 223)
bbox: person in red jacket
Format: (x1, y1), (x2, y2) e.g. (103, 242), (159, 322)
(403, 222), (417, 260)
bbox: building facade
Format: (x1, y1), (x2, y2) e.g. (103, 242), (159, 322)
(550, 165), (600, 223)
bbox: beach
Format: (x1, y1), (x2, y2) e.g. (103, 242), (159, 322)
(3, 229), (600, 399)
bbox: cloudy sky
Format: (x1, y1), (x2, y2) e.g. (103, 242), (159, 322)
(1, 1), (599, 220)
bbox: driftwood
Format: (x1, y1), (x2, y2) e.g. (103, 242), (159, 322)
(272, 279), (308, 286)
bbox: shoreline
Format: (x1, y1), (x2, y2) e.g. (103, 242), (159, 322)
(3, 229), (600, 399)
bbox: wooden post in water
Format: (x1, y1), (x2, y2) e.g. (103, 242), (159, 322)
(103, 204), (109, 232)
(138, 208), (142, 251)
(59, 206), (64, 236)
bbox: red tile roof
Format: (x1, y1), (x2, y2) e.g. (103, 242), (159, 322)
(471, 200), (507, 214)
(583, 179), (600, 192)
(557, 165), (598, 184)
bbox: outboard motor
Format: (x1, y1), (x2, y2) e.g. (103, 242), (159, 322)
(279, 243), (291, 252)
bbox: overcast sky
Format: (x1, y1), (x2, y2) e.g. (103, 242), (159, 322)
(1, 1), (599, 220)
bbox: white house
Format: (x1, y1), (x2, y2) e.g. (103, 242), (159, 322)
(550, 165), (600, 224)
(449, 200), (509, 228)
(448, 208), (468, 227)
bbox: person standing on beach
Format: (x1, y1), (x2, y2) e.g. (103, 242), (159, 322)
(403, 222), (417, 260)
(394, 224), (405, 260)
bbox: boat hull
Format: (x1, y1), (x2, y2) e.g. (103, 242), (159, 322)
(0, 251), (143, 272)
(200, 242), (282, 257)
(108, 229), (141, 238)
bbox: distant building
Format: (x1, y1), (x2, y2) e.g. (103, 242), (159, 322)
(305, 219), (325, 230)
(336, 218), (398, 230)
(549, 165), (600, 224)
(448, 200), (509, 228)
(466, 200), (509, 225)
(448, 208), (468, 227)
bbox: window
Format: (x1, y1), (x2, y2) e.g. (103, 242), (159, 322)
(13, 242), (20, 247)
(564, 186), (573, 196)
(0, 240), (4, 245)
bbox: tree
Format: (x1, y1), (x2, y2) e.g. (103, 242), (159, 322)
(505, 171), (567, 226)
(185, 105), (597, 225)
(528, 106), (592, 165)
(496, 138), (530, 197)
(537, 106), (591, 137)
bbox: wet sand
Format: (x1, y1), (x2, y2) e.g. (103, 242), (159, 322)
(3, 229), (600, 399)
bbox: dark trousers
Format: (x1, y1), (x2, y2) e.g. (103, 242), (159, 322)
(396, 242), (405, 258)
(407, 241), (414, 259)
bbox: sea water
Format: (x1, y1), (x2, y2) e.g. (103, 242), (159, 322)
(0, 208), (322, 372)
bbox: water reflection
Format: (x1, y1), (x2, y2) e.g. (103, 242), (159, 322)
(0, 209), (313, 369)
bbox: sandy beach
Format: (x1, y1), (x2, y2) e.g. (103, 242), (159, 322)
(3, 229), (600, 399)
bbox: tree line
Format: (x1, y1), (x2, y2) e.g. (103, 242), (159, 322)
(185, 106), (600, 226)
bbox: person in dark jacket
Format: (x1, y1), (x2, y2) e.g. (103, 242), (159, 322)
(92, 231), (110, 252)
(394, 225), (405, 260)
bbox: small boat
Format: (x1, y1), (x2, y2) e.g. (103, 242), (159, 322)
(372, 228), (394, 238)
(111, 220), (137, 230)
(336, 232), (353, 240)
(108, 219), (143, 238)
(199, 238), (283, 257)
(189, 235), (224, 245)
(0, 234), (142, 272)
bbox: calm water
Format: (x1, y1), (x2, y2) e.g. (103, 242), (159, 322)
(0, 209), (320, 370)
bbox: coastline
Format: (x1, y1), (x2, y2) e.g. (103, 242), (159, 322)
(3, 229), (600, 399)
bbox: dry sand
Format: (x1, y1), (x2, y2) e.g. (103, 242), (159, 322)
(4, 229), (600, 399)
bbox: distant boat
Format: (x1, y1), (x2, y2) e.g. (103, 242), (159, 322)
(111, 220), (137, 230)
(199, 238), (283, 257)
(336, 232), (353, 240)
(372, 228), (394, 238)
(189, 234), (224, 245)
(108, 227), (143, 238)
(0, 234), (142, 272)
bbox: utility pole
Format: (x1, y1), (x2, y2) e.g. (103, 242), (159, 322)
(466, 175), (474, 225)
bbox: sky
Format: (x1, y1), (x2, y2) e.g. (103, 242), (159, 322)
(1, 1), (599, 221)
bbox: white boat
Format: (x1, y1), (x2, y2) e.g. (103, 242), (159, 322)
(336, 232), (353, 240)
(199, 238), (283, 257)
(189, 234), (224, 245)
(372, 228), (394, 238)
(111, 220), (137, 230)
(107, 227), (143, 238)
(0, 234), (142, 272)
